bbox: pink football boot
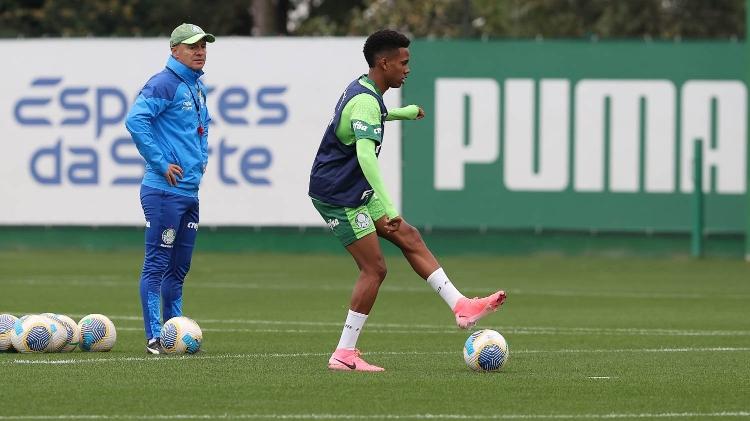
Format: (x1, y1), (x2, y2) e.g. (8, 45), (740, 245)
(453, 290), (507, 329)
(328, 348), (385, 372)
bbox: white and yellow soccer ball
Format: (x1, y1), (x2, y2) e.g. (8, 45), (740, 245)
(10, 315), (59, 353)
(0, 314), (19, 351)
(38, 313), (70, 352)
(78, 314), (116, 352)
(42, 313), (80, 352)
(463, 329), (510, 372)
(160, 316), (202, 354)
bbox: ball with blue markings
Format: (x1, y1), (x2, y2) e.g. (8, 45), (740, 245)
(39, 313), (70, 352)
(10, 315), (57, 353)
(78, 314), (116, 352)
(160, 316), (202, 354)
(0, 314), (19, 351)
(42, 313), (80, 352)
(463, 329), (509, 372)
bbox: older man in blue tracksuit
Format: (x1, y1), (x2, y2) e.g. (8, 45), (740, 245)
(125, 23), (215, 354)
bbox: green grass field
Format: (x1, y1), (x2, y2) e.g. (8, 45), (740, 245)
(1, 249), (749, 420)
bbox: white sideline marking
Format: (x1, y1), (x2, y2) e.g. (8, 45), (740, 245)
(5, 347), (750, 366)
(110, 321), (750, 337)
(587, 376), (613, 379)
(0, 411), (748, 419)
(7, 312), (750, 337)
(115, 325), (750, 338)
(6, 277), (748, 300)
(507, 347), (750, 354)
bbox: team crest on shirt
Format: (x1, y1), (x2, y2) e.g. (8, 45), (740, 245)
(354, 213), (371, 229)
(161, 228), (176, 246)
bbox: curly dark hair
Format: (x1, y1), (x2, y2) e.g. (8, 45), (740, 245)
(363, 29), (411, 68)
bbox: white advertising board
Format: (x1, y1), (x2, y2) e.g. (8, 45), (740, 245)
(0, 38), (402, 225)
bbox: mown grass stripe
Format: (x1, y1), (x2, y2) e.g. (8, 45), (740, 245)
(8, 313), (749, 337)
(6, 347), (749, 365)
(5, 278), (747, 300)
(0, 411), (748, 419)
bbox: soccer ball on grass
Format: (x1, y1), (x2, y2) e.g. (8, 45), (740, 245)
(39, 313), (70, 352)
(42, 313), (80, 352)
(11, 315), (60, 353)
(463, 329), (509, 372)
(0, 314), (19, 351)
(160, 316), (202, 354)
(78, 314), (117, 352)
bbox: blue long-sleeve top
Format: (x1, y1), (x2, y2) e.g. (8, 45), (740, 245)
(125, 56), (210, 197)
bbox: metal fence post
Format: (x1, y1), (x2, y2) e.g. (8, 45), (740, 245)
(691, 138), (704, 258)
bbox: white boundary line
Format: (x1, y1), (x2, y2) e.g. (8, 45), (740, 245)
(113, 326), (750, 337)
(5, 313), (750, 337)
(0, 411), (748, 419)
(5, 347), (750, 366)
(4, 277), (748, 300)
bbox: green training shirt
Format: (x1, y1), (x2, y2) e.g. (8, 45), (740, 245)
(335, 76), (420, 218)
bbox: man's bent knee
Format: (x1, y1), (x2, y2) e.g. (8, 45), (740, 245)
(362, 261), (387, 283)
(395, 224), (425, 251)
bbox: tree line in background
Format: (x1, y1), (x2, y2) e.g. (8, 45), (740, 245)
(0, 0), (744, 39)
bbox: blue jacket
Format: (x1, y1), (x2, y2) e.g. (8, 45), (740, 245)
(125, 56), (210, 197)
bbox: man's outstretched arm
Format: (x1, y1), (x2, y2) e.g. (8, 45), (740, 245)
(386, 104), (424, 121)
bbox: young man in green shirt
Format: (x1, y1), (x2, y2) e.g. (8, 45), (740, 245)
(308, 29), (506, 372)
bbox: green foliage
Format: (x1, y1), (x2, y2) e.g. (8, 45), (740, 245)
(0, 0), (253, 38)
(320, 0), (746, 39)
(0, 0), (745, 39)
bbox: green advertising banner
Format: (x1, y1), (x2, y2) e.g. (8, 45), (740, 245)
(403, 40), (746, 232)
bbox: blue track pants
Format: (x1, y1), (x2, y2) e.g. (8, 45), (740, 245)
(139, 185), (199, 340)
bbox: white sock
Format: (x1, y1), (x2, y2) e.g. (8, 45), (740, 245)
(426, 267), (465, 310)
(336, 309), (368, 350)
